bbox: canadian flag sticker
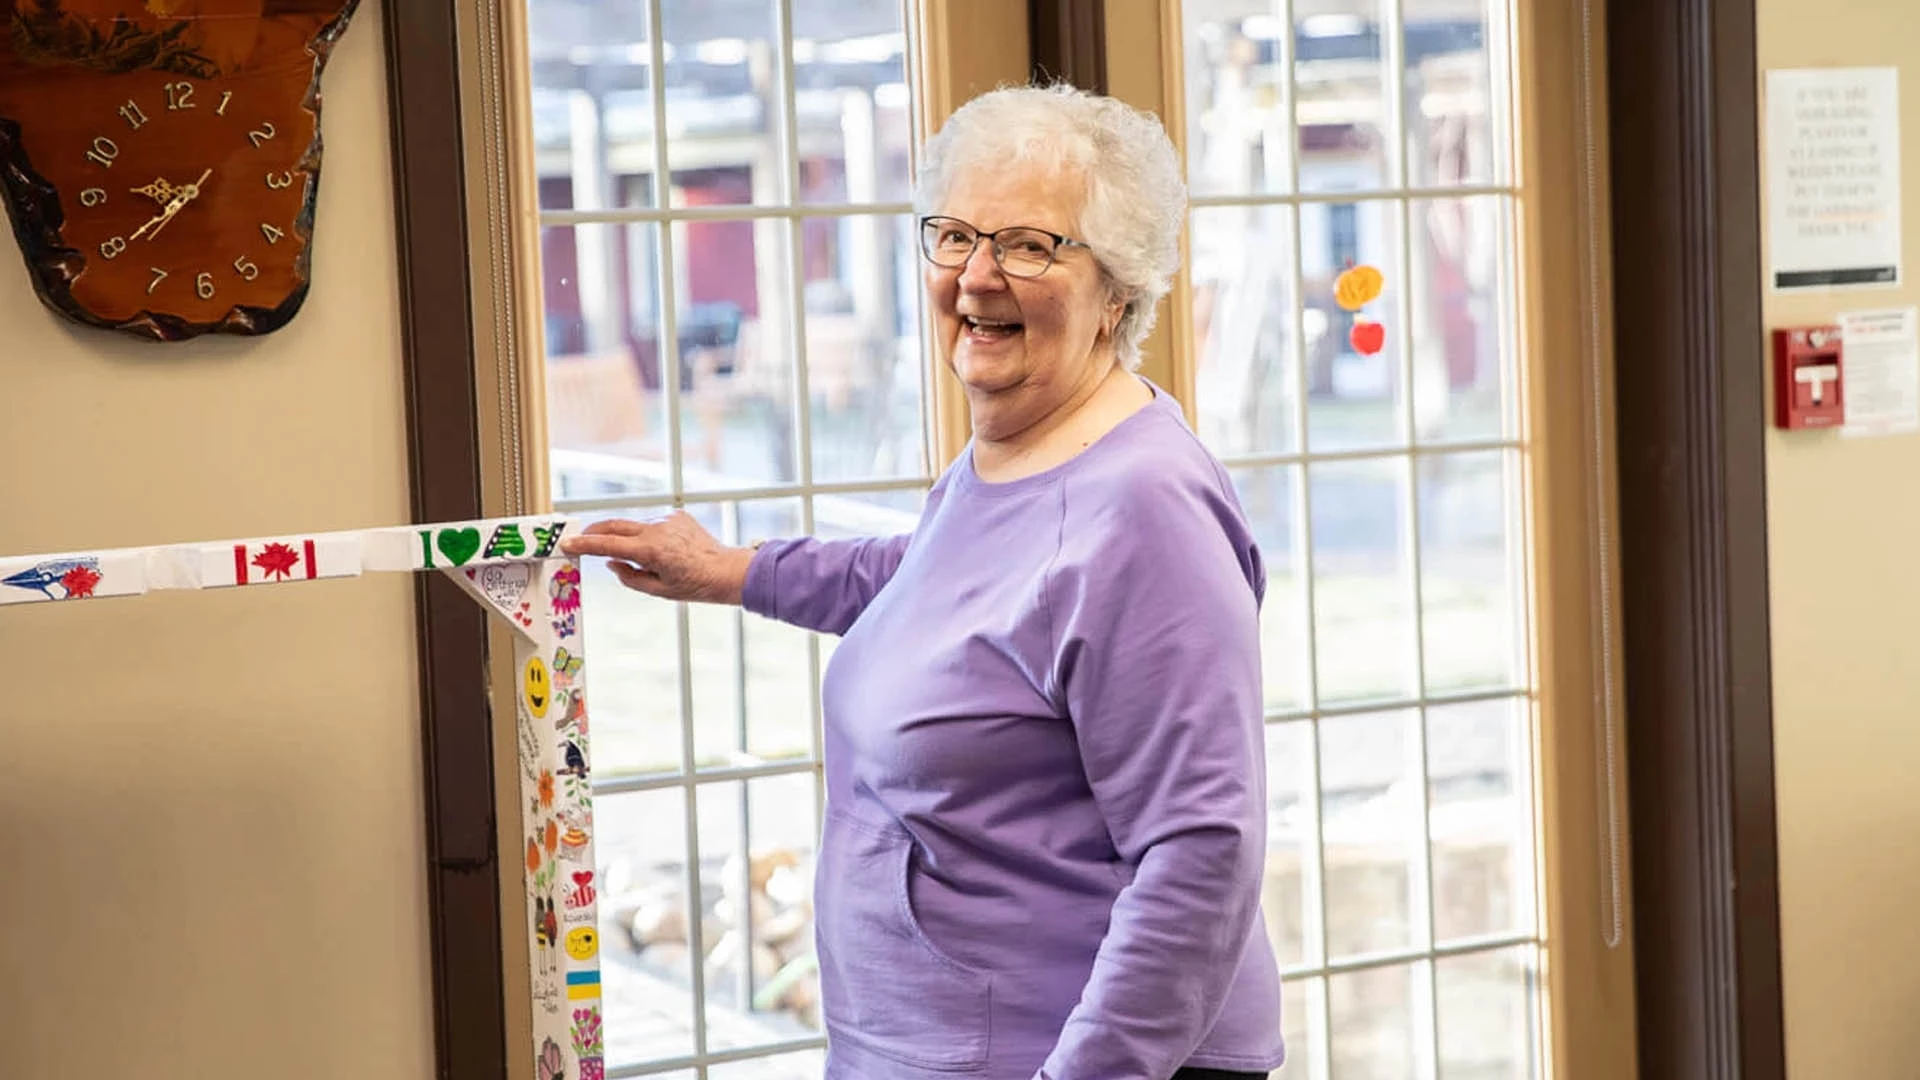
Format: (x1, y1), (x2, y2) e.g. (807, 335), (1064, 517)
(238, 539), (315, 583)
(196, 535), (363, 589)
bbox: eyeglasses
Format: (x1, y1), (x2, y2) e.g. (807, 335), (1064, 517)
(917, 215), (1091, 279)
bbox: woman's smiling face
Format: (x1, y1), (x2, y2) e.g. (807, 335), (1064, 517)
(924, 162), (1118, 413)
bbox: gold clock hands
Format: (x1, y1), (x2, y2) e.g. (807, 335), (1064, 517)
(127, 206), (173, 243)
(130, 178), (177, 206)
(137, 169), (213, 243)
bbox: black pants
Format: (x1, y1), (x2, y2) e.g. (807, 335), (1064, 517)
(1171, 1069), (1267, 1080)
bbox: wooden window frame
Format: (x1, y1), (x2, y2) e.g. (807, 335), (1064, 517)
(384, 2), (1032, 1076)
(1068, 0), (1788, 1076)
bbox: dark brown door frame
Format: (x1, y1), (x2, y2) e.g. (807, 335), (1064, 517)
(1606, 1), (1788, 1078)
(382, 3), (510, 1079)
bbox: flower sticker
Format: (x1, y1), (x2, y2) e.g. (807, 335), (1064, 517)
(537, 1036), (566, 1080)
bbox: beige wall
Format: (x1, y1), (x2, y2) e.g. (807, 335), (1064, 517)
(0, 5), (433, 1076)
(1758, 5), (1920, 1078)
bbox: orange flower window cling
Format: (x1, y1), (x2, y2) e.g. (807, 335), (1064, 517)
(1334, 262), (1387, 357)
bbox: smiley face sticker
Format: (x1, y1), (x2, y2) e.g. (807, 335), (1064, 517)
(565, 925), (599, 961)
(523, 655), (551, 719)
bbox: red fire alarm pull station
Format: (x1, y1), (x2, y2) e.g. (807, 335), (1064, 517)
(1772, 324), (1845, 429)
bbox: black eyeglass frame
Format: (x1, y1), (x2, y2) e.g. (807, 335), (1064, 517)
(916, 215), (1093, 278)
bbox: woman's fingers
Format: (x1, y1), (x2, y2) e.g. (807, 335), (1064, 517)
(562, 523), (660, 564)
(608, 560), (668, 596)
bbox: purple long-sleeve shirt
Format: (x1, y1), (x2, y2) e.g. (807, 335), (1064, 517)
(742, 385), (1286, 1080)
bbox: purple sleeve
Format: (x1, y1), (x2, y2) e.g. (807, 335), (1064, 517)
(740, 534), (913, 635)
(1036, 475), (1268, 1080)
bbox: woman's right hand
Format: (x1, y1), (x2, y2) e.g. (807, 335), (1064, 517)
(559, 511), (757, 606)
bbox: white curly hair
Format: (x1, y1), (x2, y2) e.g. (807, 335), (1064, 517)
(913, 83), (1188, 371)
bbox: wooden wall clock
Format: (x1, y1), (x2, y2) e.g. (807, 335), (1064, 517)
(0, 1), (359, 341)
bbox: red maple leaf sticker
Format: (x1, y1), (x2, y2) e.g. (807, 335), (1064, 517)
(252, 542), (302, 581)
(60, 565), (101, 599)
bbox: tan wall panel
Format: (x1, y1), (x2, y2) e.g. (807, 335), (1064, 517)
(1756, 4), (1920, 1076)
(0, 6), (431, 1077)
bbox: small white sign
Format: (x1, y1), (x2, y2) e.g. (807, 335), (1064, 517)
(1765, 67), (1902, 291)
(1840, 307), (1920, 438)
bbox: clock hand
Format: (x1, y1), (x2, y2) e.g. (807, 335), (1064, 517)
(131, 178), (177, 206)
(128, 203), (176, 243)
(138, 169), (212, 242)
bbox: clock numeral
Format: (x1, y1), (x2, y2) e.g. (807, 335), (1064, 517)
(147, 267), (169, 295)
(247, 121), (276, 148)
(217, 91), (233, 116)
(165, 81), (195, 111)
(98, 236), (126, 260)
(265, 170), (294, 190)
(260, 223), (285, 245)
(85, 136), (119, 168)
(118, 100), (149, 130)
(78, 187), (107, 208)
(196, 272), (215, 300)
(233, 255), (260, 281)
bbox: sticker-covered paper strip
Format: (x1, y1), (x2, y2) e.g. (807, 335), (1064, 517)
(450, 555), (602, 1079)
(0, 515), (602, 1080)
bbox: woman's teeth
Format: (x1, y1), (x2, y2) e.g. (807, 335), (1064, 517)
(965, 316), (1021, 335)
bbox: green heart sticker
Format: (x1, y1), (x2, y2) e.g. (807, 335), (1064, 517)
(437, 527), (482, 566)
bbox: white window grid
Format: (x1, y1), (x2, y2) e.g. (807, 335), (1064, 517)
(1180, 0), (1544, 1076)
(534, 2), (932, 1076)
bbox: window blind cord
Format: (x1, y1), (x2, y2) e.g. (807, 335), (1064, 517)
(1577, 0), (1626, 952)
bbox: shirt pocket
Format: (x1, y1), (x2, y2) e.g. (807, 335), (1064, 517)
(816, 806), (993, 1072)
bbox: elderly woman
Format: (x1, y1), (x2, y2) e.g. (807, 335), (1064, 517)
(564, 84), (1284, 1080)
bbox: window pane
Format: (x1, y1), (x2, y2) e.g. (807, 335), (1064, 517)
(1320, 708), (1427, 959)
(709, 1049), (829, 1080)
(1310, 457), (1416, 705)
(1264, 719), (1321, 969)
(527, 3), (654, 212)
(675, 215), (802, 492)
(1226, 465), (1310, 712)
(681, 499), (809, 769)
(792, 1), (912, 205)
(803, 215), (929, 483)
(576, 509), (685, 780)
(1182, 3), (1293, 197)
(1328, 960), (1424, 1080)
(1297, 0), (1397, 194)
(813, 487), (926, 541)
(542, 222), (673, 501)
(1193, 205), (1300, 456)
(1403, 0), (1505, 188)
(697, 774), (824, 1052)
(1418, 450), (1524, 694)
(597, 787), (696, 1067)
(1302, 200), (1405, 452)
(1282, 975), (1328, 1079)
(1411, 196), (1514, 445)
(1437, 946), (1540, 1080)
(661, 0), (785, 208)
(1428, 697), (1535, 943)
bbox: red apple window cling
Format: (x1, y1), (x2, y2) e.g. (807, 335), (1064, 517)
(1334, 263), (1387, 356)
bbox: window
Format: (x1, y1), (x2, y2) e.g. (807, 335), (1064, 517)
(1179, 0), (1539, 1076)
(522, 1), (941, 1076)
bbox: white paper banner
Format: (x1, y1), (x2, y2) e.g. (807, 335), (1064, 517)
(0, 514), (604, 1080)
